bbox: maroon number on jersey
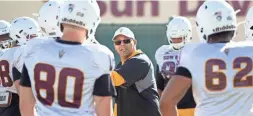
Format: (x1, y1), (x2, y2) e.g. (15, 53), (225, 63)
(34, 63), (84, 108)
(205, 57), (253, 91)
(161, 61), (176, 78)
(0, 60), (13, 87)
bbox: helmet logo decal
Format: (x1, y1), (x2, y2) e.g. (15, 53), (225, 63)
(76, 12), (84, 17)
(120, 28), (123, 33)
(0, 26), (7, 29)
(212, 25), (236, 32)
(59, 49), (65, 59)
(227, 16), (232, 21)
(68, 4), (74, 13)
(214, 11), (222, 21)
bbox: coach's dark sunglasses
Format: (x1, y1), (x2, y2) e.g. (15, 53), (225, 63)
(114, 39), (131, 45)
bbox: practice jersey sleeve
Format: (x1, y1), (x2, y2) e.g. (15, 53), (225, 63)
(13, 38), (46, 81)
(93, 45), (115, 74)
(175, 66), (192, 79)
(175, 44), (194, 79)
(93, 74), (116, 96)
(12, 67), (21, 81)
(156, 64), (165, 90)
(12, 46), (25, 81)
(154, 45), (174, 90)
(19, 64), (31, 87)
(92, 45), (116, 96)
(12, 46), (25, 72)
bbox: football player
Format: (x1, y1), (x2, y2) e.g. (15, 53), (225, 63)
(155, 16), (195, 116)
(245, 6), (253, 41)
(86, 17), (101, 44)
(0, 17), (40, 116)
(160, 0), (253, 116)
(0, 20), (12, 49)
(37, 0), (100, 45)
(19, 1), (115, 116)
(0, 20), (21, 116)
(37, 0), (62, 38)
(9, 16), (41, 88)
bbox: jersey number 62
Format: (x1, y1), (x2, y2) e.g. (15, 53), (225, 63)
(205, 57), (253, 91)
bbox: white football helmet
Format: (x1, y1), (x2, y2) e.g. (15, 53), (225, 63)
(245, 6), (253, 41)
(59, 0), (100, 39)
(9, 17), (41, 45)
(0, 20), (13, 49)
(84, 36), (100, 44)
(166, 16), (192, 49)
(0, 20), (15, 49)
(0, 20), (10, 35)
(38, 1), (62, 37)
(84, 17), (101, 44)
(196, 0), (237, 42)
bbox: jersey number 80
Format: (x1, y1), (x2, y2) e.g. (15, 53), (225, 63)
(34, 63), (84, 108)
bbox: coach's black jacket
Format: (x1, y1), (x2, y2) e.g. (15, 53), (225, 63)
(111, 50), (161, 116)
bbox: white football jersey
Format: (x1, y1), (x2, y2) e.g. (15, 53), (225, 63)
(0, 47), (20, 93)
(12, 45), (26, 73)
(155, 45), (181, 78)
(23, 38), (115, 116)
(179, 41), (253, 116)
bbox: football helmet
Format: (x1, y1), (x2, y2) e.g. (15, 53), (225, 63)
(245, 6), (253, 41)
(196, 0), (237, 42)
(166, 16), (192, 49)
(0, 20), (12, 49)
(9, 17), (41, 45)
(38, 1), (62, 37)
(84, 36), (100, 44)
(0, 20), (10, 35)
(84, 17), (101, 44)
(59, 0), (100, 38)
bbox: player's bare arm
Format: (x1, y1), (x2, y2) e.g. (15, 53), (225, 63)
(13, 66), (22, 94)
(12, 61), (22, 95)
(94, 96), (113, 116)
(93, 77), (115, 116)
(93, 72), (115, 116)
(19, 86), (35, 116)
(19, 65), (35, 116)
(160, 74), (191, 116)
(13, 68), (22, 94)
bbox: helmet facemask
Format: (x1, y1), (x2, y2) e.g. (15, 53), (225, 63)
(0, 40), (13, 49)
(169, 36), (185, 50)
(245, 6), (253, 41)
(166, 16), (192, 50)
(9, 17), (41, 46)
